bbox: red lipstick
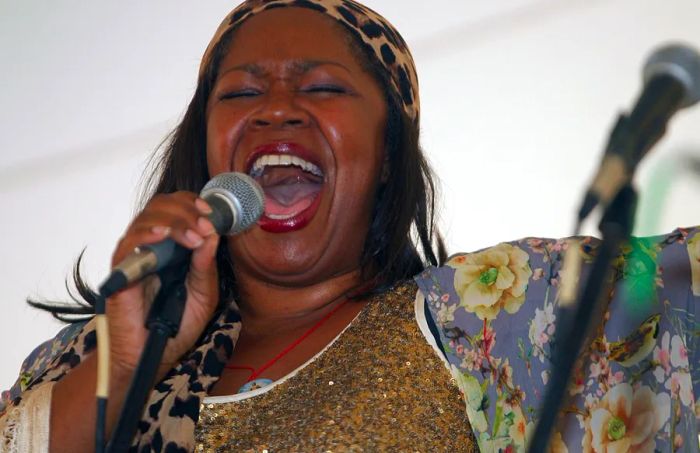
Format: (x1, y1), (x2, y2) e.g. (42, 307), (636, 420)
(248, 142), (325, 234)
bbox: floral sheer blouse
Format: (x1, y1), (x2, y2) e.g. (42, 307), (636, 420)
(414, 226), (700, 452)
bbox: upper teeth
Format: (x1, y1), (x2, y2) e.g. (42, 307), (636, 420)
(249, 154), (323, 178)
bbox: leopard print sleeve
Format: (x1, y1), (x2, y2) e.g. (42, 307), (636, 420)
(0, 321), (90, 419)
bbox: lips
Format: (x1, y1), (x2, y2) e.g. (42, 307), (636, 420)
(245, 142), (325, 233)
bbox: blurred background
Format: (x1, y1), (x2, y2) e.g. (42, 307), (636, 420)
(1, 0), (699, 390)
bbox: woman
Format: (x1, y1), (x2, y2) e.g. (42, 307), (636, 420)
(2, 0), (699, 452)
(1, 1), (475, 451)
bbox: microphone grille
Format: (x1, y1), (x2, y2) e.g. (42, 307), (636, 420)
(644, 43), (700, 108)
(200, 172), (264, 234)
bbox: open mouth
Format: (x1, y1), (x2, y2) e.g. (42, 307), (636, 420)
(246, 143), (325, 232)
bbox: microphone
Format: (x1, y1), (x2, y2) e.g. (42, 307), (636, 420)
(99, 172), (264, 297)
(578, 43), (700, 222)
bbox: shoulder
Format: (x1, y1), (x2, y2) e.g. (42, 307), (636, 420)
(415, 226), (699, 311)
(1, 320), (92, 417)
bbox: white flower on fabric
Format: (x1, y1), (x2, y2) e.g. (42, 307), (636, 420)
(652, 367), (666, 384)
(670, 335), (689, 368)
(529, 302), (555, 362)
(448, 244), (532, 320)
(653, 331), (671, 383)
(436, 303), (457, 325)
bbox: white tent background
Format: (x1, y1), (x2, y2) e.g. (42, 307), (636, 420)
(1, 0), (699, 390)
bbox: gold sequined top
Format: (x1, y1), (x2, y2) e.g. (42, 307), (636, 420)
(195, 282), (477, 451)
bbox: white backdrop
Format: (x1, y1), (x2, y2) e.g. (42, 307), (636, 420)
(1, 0), (699, 390)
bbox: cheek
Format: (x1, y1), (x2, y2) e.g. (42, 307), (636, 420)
(322, 114), (386, 225)
(205, 107), (248, 175)
(317, 106), (386, 178)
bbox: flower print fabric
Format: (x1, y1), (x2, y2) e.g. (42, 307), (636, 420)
(450, 243), (532, 320)
(415, 227), (700, 452)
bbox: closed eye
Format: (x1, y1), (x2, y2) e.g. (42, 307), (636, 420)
(301, 85), (347, 94)
(218, 89), (262, 100)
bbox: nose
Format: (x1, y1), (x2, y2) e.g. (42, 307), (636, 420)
(250, 89), (310, 130)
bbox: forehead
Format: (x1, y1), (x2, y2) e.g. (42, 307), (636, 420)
(220, 8), (361, 69)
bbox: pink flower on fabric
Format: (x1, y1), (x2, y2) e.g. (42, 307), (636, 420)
(590, 358), (609, 380)
(587, 353), (623, 389)
(665, 371), (693, 407)
(581, 383), (670, 453)
(527, 238), (545, 254)
(461, 348), (484, 372)
(551, 241), (565, 253)
(670, 335), (688, 368)
(482, 324), (496, 356)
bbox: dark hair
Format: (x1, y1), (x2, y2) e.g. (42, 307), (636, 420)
(29, 19), (446, 322)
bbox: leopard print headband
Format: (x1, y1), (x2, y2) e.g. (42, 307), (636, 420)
(199, 0), (420, 124)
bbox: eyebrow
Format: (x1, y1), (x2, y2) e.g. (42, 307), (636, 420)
(219, 59), (351, 77)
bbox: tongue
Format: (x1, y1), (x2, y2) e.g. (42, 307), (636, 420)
(259, 167), (323, 218)
(264, 181), (321, 217)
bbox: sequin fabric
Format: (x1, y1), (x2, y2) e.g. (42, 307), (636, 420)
(195, 281), (477, 451)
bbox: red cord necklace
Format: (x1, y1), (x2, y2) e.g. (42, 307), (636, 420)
(226, 299), (348, 393)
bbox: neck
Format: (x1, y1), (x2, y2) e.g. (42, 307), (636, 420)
(233, 268), (365, 337)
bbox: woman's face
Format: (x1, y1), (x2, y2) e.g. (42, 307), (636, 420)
(206, 7), (388, 287)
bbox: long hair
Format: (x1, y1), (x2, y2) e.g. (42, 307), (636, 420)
(29, 24), (446, 322)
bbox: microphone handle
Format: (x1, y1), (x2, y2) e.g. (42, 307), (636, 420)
(140, 191), (237, 272)
(100, 193), (234, 297)
(100, 240), (190, 297)
(142, 239), (191, 274)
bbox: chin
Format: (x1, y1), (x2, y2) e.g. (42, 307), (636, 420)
(229, 237), (320, 283)
(228, 233), (363, 288)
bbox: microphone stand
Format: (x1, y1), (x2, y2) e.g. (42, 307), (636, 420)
(528, 183), (637, 452)
(106, 264), (188, 452)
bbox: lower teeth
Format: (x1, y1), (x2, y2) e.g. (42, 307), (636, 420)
(267, 212), (298, 220)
